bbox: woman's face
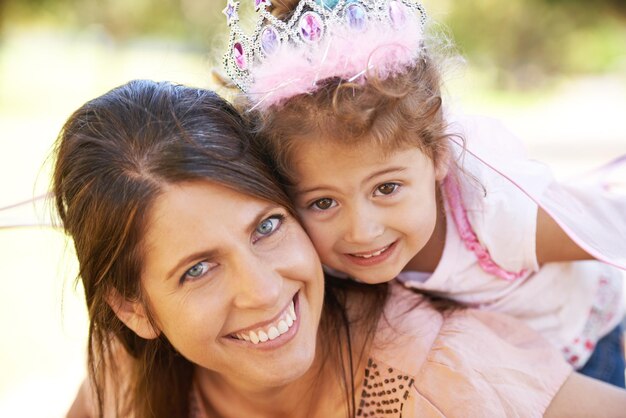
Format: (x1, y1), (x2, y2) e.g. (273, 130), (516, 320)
(138, 180), (324, 390)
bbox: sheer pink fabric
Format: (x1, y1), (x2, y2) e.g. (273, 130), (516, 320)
(448, 115), (626, 272)
(190, 282), (572, 417)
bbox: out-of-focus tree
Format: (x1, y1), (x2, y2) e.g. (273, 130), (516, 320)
(446, 0), (626, 88)
(2, 0), (223, 47)
(0, 0), (4, 39)
(546, 0), (626, 14)
(1, 0), (624, 88)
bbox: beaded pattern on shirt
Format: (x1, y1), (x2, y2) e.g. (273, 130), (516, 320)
(357, 358), (414, 417)
(562, 273), (623, 368)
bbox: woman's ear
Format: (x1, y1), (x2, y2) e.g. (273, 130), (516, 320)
(106, 288), (160, 340)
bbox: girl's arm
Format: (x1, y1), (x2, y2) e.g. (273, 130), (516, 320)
(536, 207), (593, 264)
(545, 372), (626, 417)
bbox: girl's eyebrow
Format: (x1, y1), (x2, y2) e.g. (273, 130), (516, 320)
(362, 166), (407, 185)
(297, 166), (408, 196)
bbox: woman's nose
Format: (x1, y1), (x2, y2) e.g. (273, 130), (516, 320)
(343, 204), (384, 244)
(231, 251), (282, 310)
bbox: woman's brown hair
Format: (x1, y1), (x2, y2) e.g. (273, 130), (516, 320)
(53, 80), (298, 417)
(53, 80), (388, 417)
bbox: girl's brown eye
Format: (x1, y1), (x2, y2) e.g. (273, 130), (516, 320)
(313, 198), (334, 210)
(376, 183), (398, 195)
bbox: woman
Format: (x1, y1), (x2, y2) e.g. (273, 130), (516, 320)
(57, 80), (626, 417)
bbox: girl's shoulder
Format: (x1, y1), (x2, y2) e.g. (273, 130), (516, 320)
(446, 113), (626, 271)
(443, 113), (550, 272)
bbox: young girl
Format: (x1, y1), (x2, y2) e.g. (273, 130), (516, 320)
(221, 0), (626, 386)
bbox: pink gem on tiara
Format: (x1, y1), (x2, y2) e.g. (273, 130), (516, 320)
(388, 1), (407, 27)
(222, 0), (428, 96)
(233, 42), (247, 69)
(345, 3), (367, 32)
(260, 26), (281, 56)
(254, 0), (271, 12)
(299, 12), (324, 43)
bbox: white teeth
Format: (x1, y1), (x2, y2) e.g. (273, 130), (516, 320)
(278, 320), (288, 334)
(289, 301), (296, 321)
(353, 246), (388, 258)
(234, 298), (298, 344)
(268, 326), (279, 340)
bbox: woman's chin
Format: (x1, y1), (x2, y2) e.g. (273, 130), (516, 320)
(227, 343), (318, 391)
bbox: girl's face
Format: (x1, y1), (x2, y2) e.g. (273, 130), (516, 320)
(292, 139), (446, 284)
(134, 180), (324, 390)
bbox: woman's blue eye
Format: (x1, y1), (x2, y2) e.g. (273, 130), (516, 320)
(375, 183), (399, 196)
(255, 215), (283, 237)
(312, 198), (336, 210)
(181, 261), (211, 283)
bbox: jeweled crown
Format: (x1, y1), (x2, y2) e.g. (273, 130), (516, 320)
(222, 0), (427, 109)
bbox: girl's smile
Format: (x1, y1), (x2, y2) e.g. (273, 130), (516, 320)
(343, 240), (398, 267)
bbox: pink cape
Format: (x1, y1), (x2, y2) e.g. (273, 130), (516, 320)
(449, 115), (626, 271)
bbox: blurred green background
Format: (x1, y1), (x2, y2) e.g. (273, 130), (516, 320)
(0, 1), (624, 416)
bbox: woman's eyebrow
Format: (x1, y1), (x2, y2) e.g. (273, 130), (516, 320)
(166, 249), (220, 281)
(245, 203), (284, 232)
(165, 203), (282, 280)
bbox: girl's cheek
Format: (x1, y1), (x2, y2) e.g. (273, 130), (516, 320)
(298, 216), (317, 235)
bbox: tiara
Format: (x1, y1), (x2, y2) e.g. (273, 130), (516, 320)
(222, 0), (427, 109)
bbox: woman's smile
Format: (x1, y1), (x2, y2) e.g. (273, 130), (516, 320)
(227, 292), (301, 350)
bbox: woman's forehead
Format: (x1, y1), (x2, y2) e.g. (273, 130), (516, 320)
(147, 181), (271, 234)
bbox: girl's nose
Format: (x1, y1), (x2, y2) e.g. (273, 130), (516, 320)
(343, 205), (384, 244)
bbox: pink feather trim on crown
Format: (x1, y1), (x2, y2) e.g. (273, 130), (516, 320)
(248, 19), (424, 110)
